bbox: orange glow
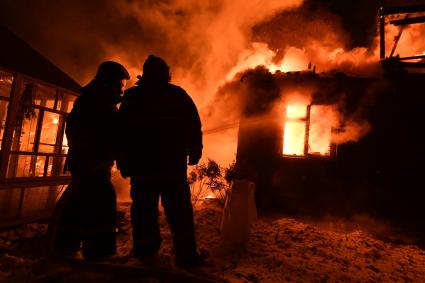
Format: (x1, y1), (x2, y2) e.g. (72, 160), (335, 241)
(283, 104), (338, 157)
(283, 104), (307, 156)
(204, 194), (216, 199)
(384, 22), (425, 59)
(308, 105), (337, 156)
(226, 43), (309, 81)
(283, 121), (305, 156)
(286, 104), (307, 119)
(62, 135), (68, 154)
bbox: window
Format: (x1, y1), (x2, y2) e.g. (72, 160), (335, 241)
(33, 83), (56, 108)
(0, 69), (77, 226)
(39, 111), (61, 153)
(6, 80), (77, 178)
(282, 104), (338, 157)
(57, 92), (76, 112)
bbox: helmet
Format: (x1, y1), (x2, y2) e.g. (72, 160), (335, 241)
(95, 61), (130, 82)
(142, 55), (170, 82)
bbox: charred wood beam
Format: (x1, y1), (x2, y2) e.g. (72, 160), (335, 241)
(390, 16), (425, 26)
(379, 7), (386, 59)
(382, 5), (425, 15)
(399, 55), (425, 61)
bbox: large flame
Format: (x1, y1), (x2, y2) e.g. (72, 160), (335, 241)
(226, 43), (310, 81)
(308, 105), (338, 156)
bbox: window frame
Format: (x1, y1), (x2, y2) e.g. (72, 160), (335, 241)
(282, 103), (337, 158)
(0, 67), (78, 183)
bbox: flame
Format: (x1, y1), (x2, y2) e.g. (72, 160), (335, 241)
(286, 104), (307, 119)
(226, 43), (310, 81)
(204, 194), (216, 199)
(283, 121), (306, 156)
(308, 105), (338, 156)
(283, 104), (306, 156)
(283, 104), (338, 157)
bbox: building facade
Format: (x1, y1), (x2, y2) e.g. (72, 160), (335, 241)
(0, 26), (80, 227)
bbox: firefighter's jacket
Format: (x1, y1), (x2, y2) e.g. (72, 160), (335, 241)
(117, 80), (202, 180)
(65, 81), (119, 177)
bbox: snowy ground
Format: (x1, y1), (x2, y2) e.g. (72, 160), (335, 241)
(1, 200), (425, 282)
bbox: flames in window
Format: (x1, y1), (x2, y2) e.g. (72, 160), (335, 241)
(283, 104), (338, 157)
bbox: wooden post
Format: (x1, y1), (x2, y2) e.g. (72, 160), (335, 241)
(0, 73), (23, 180)
(379, 7), (386, 60)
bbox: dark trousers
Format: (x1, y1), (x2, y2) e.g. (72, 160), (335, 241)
(130, 178), (198, 263)
(54, 174), (117, 260)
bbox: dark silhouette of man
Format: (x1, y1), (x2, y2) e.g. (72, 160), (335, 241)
(53, 61), (130, 261)
(117, 55), (203, 269)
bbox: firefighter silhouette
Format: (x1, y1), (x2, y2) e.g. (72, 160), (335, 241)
(52, 61), (130, 261)
(117, 55), (204, 268)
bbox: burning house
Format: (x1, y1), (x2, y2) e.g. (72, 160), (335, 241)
(0, 26), (80, 228)
(235, 5), (425, 230)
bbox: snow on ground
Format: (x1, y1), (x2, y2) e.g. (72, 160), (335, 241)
(1, 200), (425, 282)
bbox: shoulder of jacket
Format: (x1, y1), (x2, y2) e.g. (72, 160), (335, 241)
(167, 83), (187, 94)
(168, 84), (193, 104)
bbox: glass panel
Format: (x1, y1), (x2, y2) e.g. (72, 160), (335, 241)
(0, 100), (9, 148)
(35, 155), (47, 177)
(39, 112), (60, 153)
(7, 154), (30, 177)
(29, 82), (56, 109)
(46, 156), (53, 176)
(0, 188), (21, 220)
(12, 108), (39, 152)
(21, 186), (50, 217)
(308, 105), (337, 156)
(283, 121), (306, 156)
(48, 155), (66, 176)
(7, 154), (46, 177)
(0, 70), (14, 98)
(57, 92), (77, 112)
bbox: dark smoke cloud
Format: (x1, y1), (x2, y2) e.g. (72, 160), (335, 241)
(0, 0), (149, 83)
(252, 7), (351, 56)
(301, 0), (425, 47)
